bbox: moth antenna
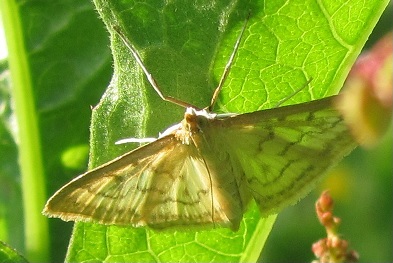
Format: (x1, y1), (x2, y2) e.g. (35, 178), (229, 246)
(208, 13), (251, 111)
(113, 26), (200, 109)
(274, 78), (313, 108)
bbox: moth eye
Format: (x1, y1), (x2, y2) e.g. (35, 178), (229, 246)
(196, 115), (209, 130)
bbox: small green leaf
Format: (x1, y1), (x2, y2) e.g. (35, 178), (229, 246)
(60, 144), (90, 171)
(0, 241), (28, 263)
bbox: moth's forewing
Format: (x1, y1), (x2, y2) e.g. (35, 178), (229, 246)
(43, 136), (175, 224)
(214, 96), (357, 215)
(43, 134), (244, 230)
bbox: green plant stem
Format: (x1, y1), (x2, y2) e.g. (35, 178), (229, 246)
(0, 0), (49, 262)
(241, 214), (277, 262)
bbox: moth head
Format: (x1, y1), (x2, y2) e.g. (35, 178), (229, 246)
(183, 108), (216, 133)
(174, 108), (216, 145)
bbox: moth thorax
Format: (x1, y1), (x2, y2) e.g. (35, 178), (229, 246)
(175, 107), (211, 145)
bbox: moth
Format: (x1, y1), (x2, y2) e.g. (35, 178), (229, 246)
(43, 19), (357, 231)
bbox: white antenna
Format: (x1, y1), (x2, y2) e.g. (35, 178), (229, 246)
(113, 14), (250, 112)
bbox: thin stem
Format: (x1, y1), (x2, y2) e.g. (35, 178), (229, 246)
(0, 0), (49, 261)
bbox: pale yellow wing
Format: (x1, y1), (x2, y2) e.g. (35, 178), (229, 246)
(43, 135), (243, 230)
(215, 96), (357, 216)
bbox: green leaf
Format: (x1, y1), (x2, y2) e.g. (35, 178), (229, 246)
(63, 0), (388, 262)
(0, 241), (29, 263)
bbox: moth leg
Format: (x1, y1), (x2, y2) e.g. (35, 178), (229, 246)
(115, 137), (157, 145)
(208, 13), (250, 111)
(113, 26), (200, 109)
